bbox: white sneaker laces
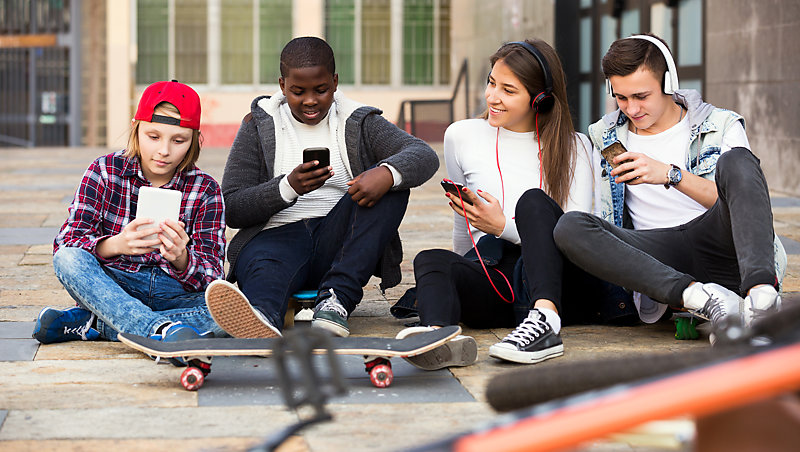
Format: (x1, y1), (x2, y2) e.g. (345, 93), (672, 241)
(63, 313), (96, 340)
(317, 291), (348, 318)
(503, 313), (547, 346)
(701, 294), (728, 324)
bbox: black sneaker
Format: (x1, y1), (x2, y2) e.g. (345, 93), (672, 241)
(311, 289), (350, 337)
(489, 309), (564, 364)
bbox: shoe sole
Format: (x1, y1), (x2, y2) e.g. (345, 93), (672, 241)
(205, 281), (280, 338)
(403, 336), (478, 370)
(311, 318), (350, 337)
(488, 343), (564, 364)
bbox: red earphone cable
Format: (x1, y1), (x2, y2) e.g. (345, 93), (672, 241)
(445, 177), (514, 304)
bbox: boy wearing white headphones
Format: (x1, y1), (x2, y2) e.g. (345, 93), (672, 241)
(554, 33), (786, 342)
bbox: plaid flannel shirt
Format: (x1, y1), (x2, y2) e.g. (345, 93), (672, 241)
(54, 151), (226, 292)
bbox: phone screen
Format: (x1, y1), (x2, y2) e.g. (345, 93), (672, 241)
(303, 147), (330, 169)
(440, 180), (473, 205)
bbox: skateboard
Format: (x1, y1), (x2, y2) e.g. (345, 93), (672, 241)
(118, 325), (461, 391)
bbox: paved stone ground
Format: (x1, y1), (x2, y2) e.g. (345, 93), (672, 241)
(1, 146), (799, 452)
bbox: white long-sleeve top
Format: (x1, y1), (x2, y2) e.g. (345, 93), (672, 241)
(444, 118), (598, 255)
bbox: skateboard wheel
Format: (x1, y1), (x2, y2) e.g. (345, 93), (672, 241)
(369, 363), (393, 388)
(181, 366), (205, 391)
(675, 317), (699, 340)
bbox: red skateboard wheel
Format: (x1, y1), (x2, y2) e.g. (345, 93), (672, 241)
(181, 366), (205, 391)
(369, 363), (393, 388)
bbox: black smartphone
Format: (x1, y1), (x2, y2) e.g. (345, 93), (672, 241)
(440, 180), (473, 205)
(303, 147), (330, 170)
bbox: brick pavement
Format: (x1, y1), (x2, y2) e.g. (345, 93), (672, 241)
(1, 146), (799, 451)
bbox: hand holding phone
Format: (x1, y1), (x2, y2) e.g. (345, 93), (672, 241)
(289, 147), (333, 195)
(441, 179), (473, 205)
(601, 142), (633, 176)
(303, 147), (330, 170)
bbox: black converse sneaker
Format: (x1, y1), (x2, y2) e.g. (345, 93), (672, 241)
(489, 309), (564, 364)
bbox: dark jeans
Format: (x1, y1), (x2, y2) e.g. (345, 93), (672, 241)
(414, 246), (520, 328)
(234, 190), (409, 328)
(554, 147), (777, 308)
(516, 189), (622, 324)
(413, 188), (625, 328)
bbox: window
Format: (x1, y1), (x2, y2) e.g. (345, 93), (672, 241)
(569, 0), (705, 132)
(136, 0), (292, 85)
(325, 0), (450, 86)
(136, 0), (450, 87)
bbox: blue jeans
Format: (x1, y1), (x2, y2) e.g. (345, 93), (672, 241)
(234, 190), (409, 328)
(53, 247), (224, 340)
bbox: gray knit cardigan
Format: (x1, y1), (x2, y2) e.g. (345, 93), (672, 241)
(221, 94), (439, 290)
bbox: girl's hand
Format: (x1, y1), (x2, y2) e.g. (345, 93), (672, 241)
(287, 161), (334, 194)
(97, 218), (161, 258)
(611, 151), (670, 185)
(446, 187), (506, 236)
(158, 219), (190, 272)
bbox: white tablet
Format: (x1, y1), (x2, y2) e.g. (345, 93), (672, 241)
(135, 186), (182, 243)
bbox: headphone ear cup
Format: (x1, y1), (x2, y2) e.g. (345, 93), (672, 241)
(532, 91), (555, 113)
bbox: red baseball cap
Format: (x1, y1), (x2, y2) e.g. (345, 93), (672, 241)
(134, 80), (201, 130)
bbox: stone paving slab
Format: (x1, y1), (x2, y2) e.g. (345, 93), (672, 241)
(0, 321), (35, 338)
(1, 146), (798, 452)
(0, 339), (38, 361)
(0, 228), (61, 246)
(197, 356), (474, 407)
(0, 406), (299, 441)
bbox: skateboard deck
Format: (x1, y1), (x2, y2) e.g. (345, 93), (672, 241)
(119, 326), (461, 390)
(118, 325), (460, 359)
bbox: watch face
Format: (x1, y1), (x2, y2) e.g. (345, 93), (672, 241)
(669, 167), (682, 184)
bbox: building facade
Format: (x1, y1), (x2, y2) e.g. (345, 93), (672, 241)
(1, 0), (798, 194)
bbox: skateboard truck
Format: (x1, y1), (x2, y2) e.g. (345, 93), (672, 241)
(250, 328), (347, 451)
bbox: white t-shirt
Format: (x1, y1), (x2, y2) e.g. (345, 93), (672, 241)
(624, 113), (750, 230)
(265, 103), (350, 229)
(444, 118), (597, 255)
(624, 109), (749, 323)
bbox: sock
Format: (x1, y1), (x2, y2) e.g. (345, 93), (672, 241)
(682, 282), (703, 310)
(535, 307), (561, 334)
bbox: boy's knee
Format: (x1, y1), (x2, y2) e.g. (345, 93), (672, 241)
(716, 147), (762, 187)
(53, 247), (90, 273)
(553, 211), (591, 251)
(381, 189), (410, 208)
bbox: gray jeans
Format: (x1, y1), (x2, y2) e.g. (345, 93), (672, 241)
(554, 147), (777, 308)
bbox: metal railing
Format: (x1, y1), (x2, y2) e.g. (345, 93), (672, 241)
(396, 59), (468, 142)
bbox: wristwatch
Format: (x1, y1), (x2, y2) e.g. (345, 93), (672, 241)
(664, 164), (682, 189)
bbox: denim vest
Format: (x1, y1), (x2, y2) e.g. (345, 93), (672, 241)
(587, 90), (786, 287)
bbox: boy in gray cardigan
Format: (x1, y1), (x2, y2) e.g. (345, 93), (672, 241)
(205, 37), (438, 338)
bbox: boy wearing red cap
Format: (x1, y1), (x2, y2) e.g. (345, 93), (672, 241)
(33, 81), (226, 361)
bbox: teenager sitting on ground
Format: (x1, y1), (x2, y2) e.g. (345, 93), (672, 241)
(398, 39), (629, 369)
(34, 80), (226, 356)
(554, 33), (786, 343)
(205, 36), (438, 338)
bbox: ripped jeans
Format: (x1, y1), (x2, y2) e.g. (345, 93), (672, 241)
(53, 247), (223, 340)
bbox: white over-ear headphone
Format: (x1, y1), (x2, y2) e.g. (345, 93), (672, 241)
(605, 34), (680, 96)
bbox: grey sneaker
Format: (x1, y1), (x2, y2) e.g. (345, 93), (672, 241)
(395, 326), (477, 370)
(683, 283), (743, 324)
(205, 280), (281, 338)
(682, 283), (743, 345)
(743, 285), (781, 328)
(489, 309), (564, 364)
(312, 289), (350, 337)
